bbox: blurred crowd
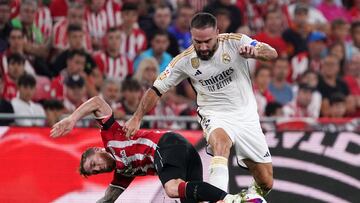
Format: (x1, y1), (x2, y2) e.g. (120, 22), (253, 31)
(0, 0), (358, 128)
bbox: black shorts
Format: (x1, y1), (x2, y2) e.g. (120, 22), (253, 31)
(154, 132), (203, 185)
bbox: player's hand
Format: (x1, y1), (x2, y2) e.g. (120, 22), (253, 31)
(238, 45), (257, 59)
(50, 116), (76, 138)
(123, 116), (141, 139)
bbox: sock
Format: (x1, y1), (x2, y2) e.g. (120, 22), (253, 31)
(208, 156), (229, 192)
(178, 181), (227, 202)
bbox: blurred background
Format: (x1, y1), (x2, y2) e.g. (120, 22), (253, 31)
(0, 0), (358, 202)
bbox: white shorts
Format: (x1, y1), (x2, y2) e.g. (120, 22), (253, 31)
(199, 115), (272, 168)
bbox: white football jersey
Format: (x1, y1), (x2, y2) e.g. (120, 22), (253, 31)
(153, 33), (260, 122)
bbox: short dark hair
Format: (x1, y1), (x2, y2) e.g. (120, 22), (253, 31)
(7, 53), (25, 65)
(17, 73), (36, 87)
(42, 99), (64, 110)
(265, 101), (283, 117)
(151, 29), (169, 41)
(67, 49), (86, 60)
(214, 8), (230, 19)
(106, 27), (120, 34)
(0, 0), (11, 6)
(67, 24), (83, 34)
(79, 147), (96, 177)
(121, 78), (141, 92)
(329, 92), (346, 105)
(121, 2), (138, 12)
(190, 12), (217, 29)
(351, 21), (360, 34)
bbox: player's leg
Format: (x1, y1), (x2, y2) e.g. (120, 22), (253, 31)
(207, 128), (233, 192)
(243, 159), (273, 196)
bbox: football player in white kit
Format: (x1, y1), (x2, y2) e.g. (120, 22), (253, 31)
(124, 12), (278, 202)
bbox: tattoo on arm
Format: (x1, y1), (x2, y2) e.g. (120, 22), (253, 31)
(96, 185), (124, 203)
(255, 42), (278, 61)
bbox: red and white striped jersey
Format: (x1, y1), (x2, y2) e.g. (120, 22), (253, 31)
(52, 18), (93, 51)
(119, 28), (147, 61)
(35, 6), (53, 40)
(98, 114), (165, 188)
(85, 0), (122, 39)
(93, 51), (133, 81)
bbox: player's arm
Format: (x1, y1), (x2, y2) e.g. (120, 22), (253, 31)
(96, 185), (124, 203)
(50, 96), (112, 138)
(236, 34), (278, 61)
(124, 59), (188, 138)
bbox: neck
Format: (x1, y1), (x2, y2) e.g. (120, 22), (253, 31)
(124, 100), (139, 111)
(123, 24), (133, 34)
(265, 27), (280, 37)
(272, 79), (285, 88)
(107, 49), (119, 57)
(323, 75), (337, 85)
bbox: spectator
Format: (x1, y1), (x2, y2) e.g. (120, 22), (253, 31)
(146, 4), (180, 57)
(328, 42), (346, 75)
(51, 50), (87, 99)
(1, 28), (50, 77)
(265, 101), (284, 117)
(214, 9), (231, 34)
(0, 75), (14, 125)
(290, 31), (327, 81)
(282, 3), (312, 57)
(63, 75), (87, 112)
(348, 0), (360, 21)
(119, 3), (147, 61)
(93, 27), (133, 81)
(11, 0), (47, 58)
(42, 99), (64, 127)
(52, 24), (97, 77)
(2, 53), (25, 101)
(0, 0), (11, 53)
(283, 83), (319, 118)
(52, 3), (92, 54)
(317, 0), (350, 22)
(330, 19), (351, 60)
(287, 0), (328, 31)
(268, 57), (293, 105)
(99, 78), (125, 118)
(133, 57), (159, 90)
(134, 30), (172, 73)
(11, 73), (46, 126)
(203, 0), (242, 33)
(296, 70), (322, 118)
(168, 4), (194, 51)
(253, 66), (274, 116)
(349, 21), (360, 59)
(317, 54), (352, 116)
(85, 0), (121, 50)
(253, 8), (288, 57)
(343, 53), (360, 117)
(118, 78), (142, 116)
(328, 93), (347, 118)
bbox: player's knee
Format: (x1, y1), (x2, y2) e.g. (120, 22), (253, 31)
(212, 139), (232, 157)
(164, 179), (183, 198)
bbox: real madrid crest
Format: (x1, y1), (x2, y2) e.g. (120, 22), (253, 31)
(222, 53), (231, 64)
(191, 57), (200, 69)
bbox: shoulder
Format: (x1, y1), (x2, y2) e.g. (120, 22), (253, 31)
(168, 45), (194, 68)
(218, 33), (244, 42)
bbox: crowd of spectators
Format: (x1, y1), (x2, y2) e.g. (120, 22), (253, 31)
(0, 0), (358, 128)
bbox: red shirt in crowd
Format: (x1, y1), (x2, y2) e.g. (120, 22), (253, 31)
(119, 27), (147, 61)
(93, 51), (133, 81)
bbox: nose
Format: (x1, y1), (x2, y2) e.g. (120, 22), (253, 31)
(199, 43), (208, 51)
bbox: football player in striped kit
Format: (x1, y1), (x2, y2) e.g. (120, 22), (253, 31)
(125, 12), (277, 202)
(51, 96), (252, 203)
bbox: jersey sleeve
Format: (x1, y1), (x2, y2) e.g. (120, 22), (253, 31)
(110, 172), (135, 190)
(153, 60), (188, 95)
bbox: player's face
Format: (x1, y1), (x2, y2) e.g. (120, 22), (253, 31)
(83, 150), (115, 175)
(191, 27), (219, 60)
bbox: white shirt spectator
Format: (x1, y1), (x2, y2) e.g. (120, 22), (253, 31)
(11, 97), (46, 126)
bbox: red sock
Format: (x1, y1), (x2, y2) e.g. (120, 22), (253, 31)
(178, 181), (187, 199)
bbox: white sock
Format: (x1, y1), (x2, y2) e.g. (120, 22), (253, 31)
(208, 156), (229, 192)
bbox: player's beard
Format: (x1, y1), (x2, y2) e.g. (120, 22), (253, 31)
(195, 42), (218, 60)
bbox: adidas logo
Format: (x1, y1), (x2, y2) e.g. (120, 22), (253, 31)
(263, 151), (270, 158)
(194, 70), (202, 76)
